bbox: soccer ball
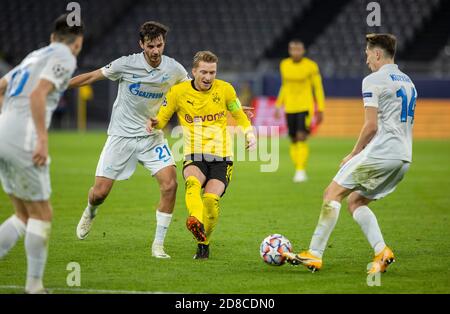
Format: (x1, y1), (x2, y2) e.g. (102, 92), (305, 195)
(260, 234), (293, 266)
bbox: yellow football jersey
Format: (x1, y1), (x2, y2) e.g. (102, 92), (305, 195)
(276, 57), (325, 114)
(156, 79), (252, 158)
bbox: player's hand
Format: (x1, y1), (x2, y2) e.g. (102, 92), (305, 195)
(340, 153), (356, 168)
(274, 107), (281, 120)
(316, 111), (324, 125)
(32, 138), (48, 167)
(246, 132), (257, 151)
(242, 106), (254, 120)
(146, 118), (158, 133)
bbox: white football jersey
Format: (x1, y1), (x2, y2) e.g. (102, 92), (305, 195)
(361, 64), (417, 162)
(101, 53), (188, 137)
(0, 42), (76, 151)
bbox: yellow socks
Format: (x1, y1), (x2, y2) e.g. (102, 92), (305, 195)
(185, 176), (204, 223)
(200, 193), (220, 245)
(295, 142), (309, 171)
(290, 142), (309, 170)
(289, 143), (298, 167)
(185, 176), (221, 245)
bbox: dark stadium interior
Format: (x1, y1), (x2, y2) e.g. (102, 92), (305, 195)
(1, 0), (449, 128)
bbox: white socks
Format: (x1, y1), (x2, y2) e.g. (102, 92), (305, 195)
(25, 218), (51, 293)
(309, 200), (341, 258)
(85, 201), (98, 218)
(0, 215), (26, 259)
(153, 210), (172, 247)
(353, 206), (386, 255)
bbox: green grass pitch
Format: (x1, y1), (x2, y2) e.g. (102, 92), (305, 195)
(0, 132), (449, 293)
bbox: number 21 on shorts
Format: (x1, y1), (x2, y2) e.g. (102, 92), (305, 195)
(155, 144), (172, 162)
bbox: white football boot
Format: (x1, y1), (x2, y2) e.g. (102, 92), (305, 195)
(76, 210), (95, 240)
(152, 243), (171, 259)
(293, 170), (308, 183)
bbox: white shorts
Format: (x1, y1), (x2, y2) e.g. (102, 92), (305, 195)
(0, 144), (51, 201)
(95, 134), (175, 180)
(333, 153), (410, 200)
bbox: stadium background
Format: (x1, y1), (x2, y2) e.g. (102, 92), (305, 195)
(1, 0), (450, 295)
(1, 0), (449, 138)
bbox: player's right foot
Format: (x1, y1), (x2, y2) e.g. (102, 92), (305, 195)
(283, 251), (322, 272)
(293, 170), (308, 183)
(186, 216), (207, 242)
(76, 210), (95, 240)
(193, 244), (209, 260)
(152, 243), (171, 259)
(368, 246), (395, 274)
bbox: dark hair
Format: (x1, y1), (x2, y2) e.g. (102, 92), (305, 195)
(193, 51), (219, 68)
(139, 21), (169, 42)
(366, 33), (397, 58)
(52, 14), (84, 44)
(289, 39), (304, 46)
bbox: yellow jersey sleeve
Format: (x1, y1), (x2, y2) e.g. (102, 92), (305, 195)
(224, 83), (239, 111)
(156, 87), (178, 129)
(223, 83), (253, 134)
(311, 61), (325, 112)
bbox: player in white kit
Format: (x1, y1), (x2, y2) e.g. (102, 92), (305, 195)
(70, 22), (189, 258)
(0, 14), (83, 293)
(284, 34), (417, 274)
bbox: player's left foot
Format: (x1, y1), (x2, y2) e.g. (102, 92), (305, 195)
(76, 210), (95, 240)
(283, 251), (322, 272)
(368, 246), (395, 274)
(186, 216), (207, 242)
(152, 243), (171, 259)
(293, 170), (308, 183)
(193, 244), (209, 260)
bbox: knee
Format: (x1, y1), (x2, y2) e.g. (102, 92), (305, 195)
(347, 195), (365, 214)
(295, 132), (308, 142)
(161, 178), (178, 196)
(323, 185), (332, 200)
(322, 183), (343, 203)
(28, 202), (53, 222)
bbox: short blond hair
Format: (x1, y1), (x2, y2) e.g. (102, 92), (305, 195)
(193, 51), (218, 68)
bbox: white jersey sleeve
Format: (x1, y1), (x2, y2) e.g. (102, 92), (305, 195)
(101, 56), (127, 81)
(362, 75), (380, 108)
(173, 61), (189, 83)
(3, 65), (19, 83)
(40, 53), (76, 91)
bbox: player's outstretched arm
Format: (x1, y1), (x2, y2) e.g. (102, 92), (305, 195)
(30, 79), (55, 166)
(242, 105), (255, 119)
(340, 106), (378, 166)
(230, 106), (257, 151)
(69, 69), (105, 89)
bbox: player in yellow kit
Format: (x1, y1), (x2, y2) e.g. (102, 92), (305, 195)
(275, 40), (325, 182)
(147, 51), (256, 259)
